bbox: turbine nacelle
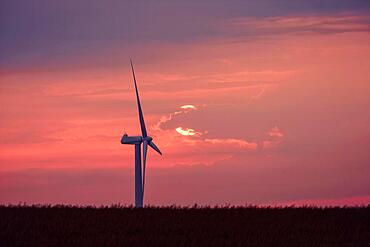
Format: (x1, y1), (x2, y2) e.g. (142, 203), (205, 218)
(121, 134), (142, 145)
(120, 134), (153, 145)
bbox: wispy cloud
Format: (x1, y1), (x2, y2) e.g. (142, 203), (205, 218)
(152, 104), (199, 131)
(262, 127), (284, 149)
(153, 105), (259, 155)
(189, 138), (258, 150)
(222, 14), (370, 38)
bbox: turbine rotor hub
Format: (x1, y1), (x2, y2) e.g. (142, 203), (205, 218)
(142, 136), (152, 142)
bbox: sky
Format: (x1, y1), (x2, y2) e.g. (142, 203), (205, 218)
(1, 0), (370, 206)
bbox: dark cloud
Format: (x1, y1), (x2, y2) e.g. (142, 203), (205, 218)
(1, 0), (369, 70)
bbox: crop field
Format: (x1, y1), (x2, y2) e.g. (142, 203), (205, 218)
(1, 205), (369, 247)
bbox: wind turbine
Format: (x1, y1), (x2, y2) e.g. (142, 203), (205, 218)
(121, 59), (162, 208)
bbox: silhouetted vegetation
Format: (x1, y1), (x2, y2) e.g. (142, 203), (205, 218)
(1, 204), (369, 247)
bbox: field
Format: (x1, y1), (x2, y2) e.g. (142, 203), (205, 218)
(1, 205), (369, 247)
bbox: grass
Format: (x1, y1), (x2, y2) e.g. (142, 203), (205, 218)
(1, 205), (369, 247)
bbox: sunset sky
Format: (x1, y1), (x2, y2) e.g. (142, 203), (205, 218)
(1, 0), (370, 206)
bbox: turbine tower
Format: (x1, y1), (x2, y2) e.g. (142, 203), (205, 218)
(121, 59), (162, 208)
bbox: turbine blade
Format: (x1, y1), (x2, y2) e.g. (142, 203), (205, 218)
(142, 140), (148, 197)
(149, 141), (162, 155)
(130, 59), (147, 137)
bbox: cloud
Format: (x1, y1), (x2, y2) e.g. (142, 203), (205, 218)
(180, 105), (197, 110)
(175, 127), (202, 136)
(3, 0), (369, 71)
(152, 104), (199, 131)
(261, 127), (284, 149)
(222, 14), (370, 39)
(154, 105), (287, 155)
(203, 138), (257, 150)
(153, 105), (259, 157)
(268, 126), (284, 138)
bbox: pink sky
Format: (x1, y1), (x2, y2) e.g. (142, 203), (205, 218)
(1, 3), (370, 206)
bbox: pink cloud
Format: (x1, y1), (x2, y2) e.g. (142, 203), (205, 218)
(204, 138), (257, 150)
(268, 127), (284, 138)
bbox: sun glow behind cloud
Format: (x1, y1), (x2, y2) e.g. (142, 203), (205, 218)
(180, 105), (197, 110)
(175, 127), (201, 136)
(157, 105), (273, 153)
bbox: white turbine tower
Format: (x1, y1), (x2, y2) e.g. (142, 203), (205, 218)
(121, 59), (162, 208)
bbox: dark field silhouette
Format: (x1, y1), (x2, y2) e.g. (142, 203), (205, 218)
(1, 205), (369, 247)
